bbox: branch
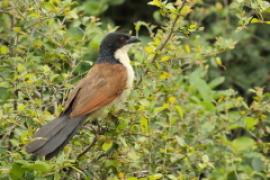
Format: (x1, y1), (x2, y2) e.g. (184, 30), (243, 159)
(151, 0), (187, 64)
(76, 135), (98, 160)
(93, 143), (118, 162)
(63, 135), (98, 176)
(136, 0), (187, 86)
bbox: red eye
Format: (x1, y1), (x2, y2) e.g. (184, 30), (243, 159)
(120, 36), (126, 41)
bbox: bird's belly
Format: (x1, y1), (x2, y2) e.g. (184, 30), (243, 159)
(90, 81), (133, 120)
(88, 89), (130, 121)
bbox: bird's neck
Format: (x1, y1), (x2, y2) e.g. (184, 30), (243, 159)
(97, 45), (132, 65)
(97, 49), (119, 64)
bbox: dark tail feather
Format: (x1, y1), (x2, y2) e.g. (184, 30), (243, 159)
(26, 114), (86, 159)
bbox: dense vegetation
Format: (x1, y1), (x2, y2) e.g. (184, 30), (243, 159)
(0, 0), (270, 179)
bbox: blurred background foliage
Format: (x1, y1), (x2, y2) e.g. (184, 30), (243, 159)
(0, 0), (270, 179)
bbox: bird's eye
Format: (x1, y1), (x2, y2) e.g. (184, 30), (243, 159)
(120, 36), (126, 42)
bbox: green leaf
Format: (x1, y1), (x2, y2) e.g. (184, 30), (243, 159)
(127, 150), (140, 161)
(175, 136), (185, 146)
(9, 163), (26, 180)
(82, 1), (109, 16)
(251, 157), (265, 171)
(0, 87), (10, 103)
(251, 18), (262, 24)
(9, 160), (51, 179)
(102, 141), (113, 151)
(209, 77), (225, 88)
(0, 45), (9, 54)
(26, 161), (52, 173)
(201, 121), (215, 134)
(180, 5), (192, 16)
(149, 173), (163, 180)
(215, 37), (236, 50)
(244, 117), (258, 130)
(17, 63), (26, 73)
(202, 155), (209, 163)
(189, 69), (214, 109)
(175, 105), (184, 119)
(67, 27), (84, 40)
(140, 117), (149, 133)
(232, 137), (256, 152)
(148, 0), (162, 7)
(154, 103), (169, 114)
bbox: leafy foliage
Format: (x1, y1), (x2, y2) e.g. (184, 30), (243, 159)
(0, 0), (270, 179)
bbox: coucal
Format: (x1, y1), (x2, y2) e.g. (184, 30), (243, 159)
(26, 32), (139, 159)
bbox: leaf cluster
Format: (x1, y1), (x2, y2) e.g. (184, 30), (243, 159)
(0, 0), (270, 179)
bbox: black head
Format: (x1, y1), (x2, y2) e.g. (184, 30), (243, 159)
(99, 32), (140, 56)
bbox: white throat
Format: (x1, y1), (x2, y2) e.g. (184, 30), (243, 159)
(114, 45), (135, 88)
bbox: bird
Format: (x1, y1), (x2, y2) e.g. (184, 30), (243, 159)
(25, 32), (140, 159)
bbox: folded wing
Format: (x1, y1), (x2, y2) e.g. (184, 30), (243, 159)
(64, 63), (128, 118)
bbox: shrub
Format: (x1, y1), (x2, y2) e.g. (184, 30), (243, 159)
(0, 0), (269, 179)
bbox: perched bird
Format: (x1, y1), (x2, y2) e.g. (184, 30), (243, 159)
(26, 32), (139, 159)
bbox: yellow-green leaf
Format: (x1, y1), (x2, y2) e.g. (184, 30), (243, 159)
(0, 45), (9, 55)
(244, 117), (258, 130)
(180, 5), (192, 16)
(149, 173), (163, 180)
(175, 105), (184, 119)
(140, 117), (149, 133)
(102, 141), (113, 151)
(232, 137), (256, 152)
(184, 44), (191, 53)
(160, 55), (171, 62)
(148, 0), (162, 7)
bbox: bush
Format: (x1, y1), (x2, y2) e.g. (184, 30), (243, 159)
(0, 0), (270, 179)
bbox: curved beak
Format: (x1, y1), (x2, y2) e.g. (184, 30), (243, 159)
(127, 36), (140, 44)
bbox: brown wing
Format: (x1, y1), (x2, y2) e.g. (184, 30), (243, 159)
(63, 63), (127, 118)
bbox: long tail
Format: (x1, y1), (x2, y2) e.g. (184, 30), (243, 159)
(26, 113), (86, 159)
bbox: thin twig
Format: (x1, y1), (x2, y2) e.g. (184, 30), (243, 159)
(151, 0), (187, 64)
(64, 124), (110, 176)
(63, 135), (98, 177)
(24, 17), (54, 30)
(136, 0), (187, 86)
(76, 135), (98, 160)
(124, 132), (151, 137)
(93, 143), (118, 162)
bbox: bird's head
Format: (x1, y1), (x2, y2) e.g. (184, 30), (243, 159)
(99, 32), (140, 57)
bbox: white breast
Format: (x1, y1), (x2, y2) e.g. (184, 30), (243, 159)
(114, 45), (135, 90)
